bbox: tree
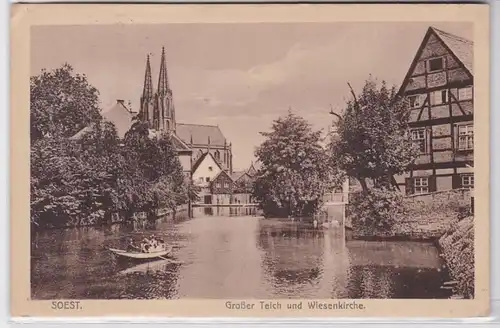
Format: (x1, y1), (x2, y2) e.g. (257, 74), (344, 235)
(30, 63), (101, 142)
(253, 111), (344, 218)
(330, 78), (419, 194)
(30, 122), (123, 228)
(122, 122), (188, 219)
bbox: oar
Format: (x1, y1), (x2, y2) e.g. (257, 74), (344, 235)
(157, 256), (184, 264)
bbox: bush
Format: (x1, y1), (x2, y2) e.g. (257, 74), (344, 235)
(349, 188), (406, 235)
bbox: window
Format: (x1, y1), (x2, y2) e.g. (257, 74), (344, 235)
(411, 128), (428, 153)
(432, 90), (448, 105)
(224, 182), (229, 188)
(408, 95), (423, 109)
(458, 86), (473, 101)
(216, 183), (221, 188)
(208, 166), (213, 172)
(461, 175), (474, 189)
(414, 177), (429, 194)
(205, 177), (210, 182)
(457, 124), (473, 151)
(427, 57), (444, 72)
(214, 150), (220, 161)
(199, 177), (204, 183)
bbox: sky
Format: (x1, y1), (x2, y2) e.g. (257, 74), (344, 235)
(31, 22), (473, 171)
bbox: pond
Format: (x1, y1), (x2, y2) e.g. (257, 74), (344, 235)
(31, 206), (452, 299)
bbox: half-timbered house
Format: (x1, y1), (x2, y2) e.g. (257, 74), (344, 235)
(396, 27), (474, 195)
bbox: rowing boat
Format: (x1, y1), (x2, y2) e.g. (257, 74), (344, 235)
(108, 246), (173, 260)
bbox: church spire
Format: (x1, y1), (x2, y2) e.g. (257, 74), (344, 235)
(142, 54), (153, 99)
(140, 54), (154, 126)
(157, 46), (170, 95)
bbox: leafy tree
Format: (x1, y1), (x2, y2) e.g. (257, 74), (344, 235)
(330, 78), (419, 193)
(122, 122), (188, 219)
(30, 122), (123, 228)
(253, 111), (344, 218)
(30, 63), (101, 142)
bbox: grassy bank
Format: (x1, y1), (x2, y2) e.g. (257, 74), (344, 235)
(348, 189), (472, 241)
(437, 216), (474, 299)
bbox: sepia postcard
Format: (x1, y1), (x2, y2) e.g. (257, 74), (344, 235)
(11, 3), (490, 318)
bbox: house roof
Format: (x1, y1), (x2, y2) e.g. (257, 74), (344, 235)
(176, 123), (227, 146)
(69, 100), (136, 140)
(399, 27), (473, 95)
(191, 151), (223, 174)
(431, 27), (473, 75)
(212, 169), (232, 183)
(102, 100), (136, 139)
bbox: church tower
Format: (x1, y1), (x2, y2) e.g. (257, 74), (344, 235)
(139, 55), (154, 127)
(155, 46), (176, 133)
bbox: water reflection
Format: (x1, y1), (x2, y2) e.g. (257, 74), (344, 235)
(31, 206), (451, 299)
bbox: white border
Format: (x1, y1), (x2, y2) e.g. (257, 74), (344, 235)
(4, 0), (500, 325)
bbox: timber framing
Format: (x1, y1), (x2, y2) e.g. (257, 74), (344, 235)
(398, 26), (474, 194)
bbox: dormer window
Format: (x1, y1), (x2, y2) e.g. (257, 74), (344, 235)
(427, 57), (444, 72)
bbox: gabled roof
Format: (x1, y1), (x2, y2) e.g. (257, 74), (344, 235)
(432, 27), (473, 75)
(211, 169), (233, 183)
(176, 123), (227, 146)
(191, 151), (223, 174)
(399, 26), (473, 95)
(102, 100), (136, 139)
(69, 125), (93, 140)
(69, 100), (136, 140)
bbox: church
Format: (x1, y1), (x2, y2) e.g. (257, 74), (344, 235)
(72, 47), (234, 178)
(137, 47), (234, 177)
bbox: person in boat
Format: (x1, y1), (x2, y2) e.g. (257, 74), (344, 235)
(126, 238), (141, 253)
(140, 238), (151, 253)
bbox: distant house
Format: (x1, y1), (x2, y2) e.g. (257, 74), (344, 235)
(395, 26), (474, 194)
(211, 170), (235, 205)
(192, 152), (223, 187)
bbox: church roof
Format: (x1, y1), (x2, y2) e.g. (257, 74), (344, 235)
(171, 133), (192, 151)
(431, 27), (473, 75)
(176, 123), (227, 146)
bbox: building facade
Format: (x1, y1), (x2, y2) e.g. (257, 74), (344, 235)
(395, 27), (474, 195)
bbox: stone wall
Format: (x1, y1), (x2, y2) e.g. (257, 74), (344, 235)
(349, 188), (472, 240)
(438, 216), (474, 298)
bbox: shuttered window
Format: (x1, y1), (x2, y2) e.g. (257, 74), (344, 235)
(452, 174), (474, 189)
(405, 176), (436, 195)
